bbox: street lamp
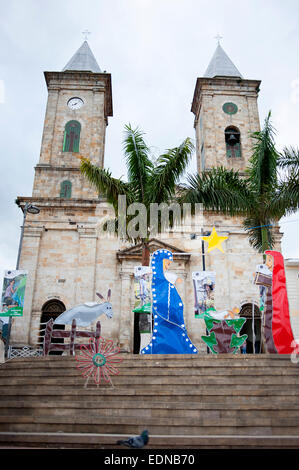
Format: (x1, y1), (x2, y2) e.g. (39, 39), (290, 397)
(4, 202), (40, 357)
(26, 205), (40, 215)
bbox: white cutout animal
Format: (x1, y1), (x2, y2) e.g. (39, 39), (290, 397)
(54, 289), (113, 327)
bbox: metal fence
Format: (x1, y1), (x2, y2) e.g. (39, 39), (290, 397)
(8, 345), (43, 359)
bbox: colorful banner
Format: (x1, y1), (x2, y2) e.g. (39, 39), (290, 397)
(0, 270), (28, 317)
(192, 271), (216, 317)
(133, 266), (151, 309)
(133, 266), (152, 353)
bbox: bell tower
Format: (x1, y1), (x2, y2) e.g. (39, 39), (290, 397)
(12, 41), (113, 347)
(191, 43), (261, 173)
(32, 40), (113, 199)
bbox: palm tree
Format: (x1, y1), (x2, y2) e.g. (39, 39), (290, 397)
(277, 146), (299, 211)
(181, 112), (299, 253)
(79, 124), (194, 265)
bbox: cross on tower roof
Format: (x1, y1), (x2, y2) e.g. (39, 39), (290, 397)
(82, 29), (91, 41)
(214, 33), (223, 45)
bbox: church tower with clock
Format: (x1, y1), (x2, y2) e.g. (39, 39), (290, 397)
(32, 40), (112, 200)
(13, 41), (115, 347)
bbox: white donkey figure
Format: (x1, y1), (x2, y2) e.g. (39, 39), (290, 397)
(54, 289), (113, 327)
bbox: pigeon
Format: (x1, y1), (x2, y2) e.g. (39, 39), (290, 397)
(116, 430), (149, 448)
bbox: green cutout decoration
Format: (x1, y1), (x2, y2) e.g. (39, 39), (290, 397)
(205, 317), (221, 332)
(201, 331), (218, 355)
(201, 314), (248, 354)
(225, 317), (246, 334)
(230, 333), (248, 353)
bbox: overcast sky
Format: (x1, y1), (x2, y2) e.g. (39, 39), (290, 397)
(0, 0), (299, 285)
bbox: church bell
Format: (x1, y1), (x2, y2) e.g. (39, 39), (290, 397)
(227, 133), (237, 145)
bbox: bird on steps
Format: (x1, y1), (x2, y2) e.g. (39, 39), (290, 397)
(116, 430), (149, 448)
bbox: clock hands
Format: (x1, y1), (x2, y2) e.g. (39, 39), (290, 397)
(68, 98), (83, 109)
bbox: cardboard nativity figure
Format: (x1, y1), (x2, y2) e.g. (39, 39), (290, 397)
(254, 250), (296, 354)
(141, 249), (198, 355)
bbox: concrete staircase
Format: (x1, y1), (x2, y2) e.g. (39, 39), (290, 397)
(0, 354), (299, 448)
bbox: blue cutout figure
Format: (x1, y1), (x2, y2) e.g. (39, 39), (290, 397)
(141, 249), (198, 355)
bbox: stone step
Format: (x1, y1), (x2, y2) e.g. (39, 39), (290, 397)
(1, 384), (298, 396)
(1, 354), (298, 448)
(1, 405), (299, 420)
(1, 375), (299, 386)
(2, 399), (299, 411)
(0, 432), (298, 449)
(1, 385), (298, 398)
(2, 366), (299, 377)
(1, 419), (299, 436)
(1, 393), (297, 407)
(2, 412), (299, 427)
(2, 355), (295, 368)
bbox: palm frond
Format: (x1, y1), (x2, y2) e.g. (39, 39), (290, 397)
(123, 124), (153, 202)
(80, 158), (135, 210)
(147, 138), (194, 204)
(243, 216), (274, 253)
(180, 167), (252, 216)
(275, 171), (299, 216)
(278, 146), (299, 172)
(246, 111), (279, 194)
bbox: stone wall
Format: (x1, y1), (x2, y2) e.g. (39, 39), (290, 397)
(33, 71), (111, 200)
(11, 200), (287, 355)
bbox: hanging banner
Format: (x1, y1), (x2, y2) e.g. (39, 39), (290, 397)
(133, 266), (151, 309)
(133, 266), (152, 353)
(192, 271), (216, 317)
(0, 270), (28, 317)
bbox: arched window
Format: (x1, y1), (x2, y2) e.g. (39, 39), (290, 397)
(63, 120), (81, 152)
(60, 180), (72, 199)
(225, 126), (241, 158)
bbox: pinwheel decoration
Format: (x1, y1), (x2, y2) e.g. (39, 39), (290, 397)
(75, 337), (123, 388)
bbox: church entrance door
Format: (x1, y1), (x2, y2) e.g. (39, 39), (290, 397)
(239, 303), (262, 354)
(39, 300), (66, 355)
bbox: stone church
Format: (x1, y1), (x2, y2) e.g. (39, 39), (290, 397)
(11, 40), (297, 354)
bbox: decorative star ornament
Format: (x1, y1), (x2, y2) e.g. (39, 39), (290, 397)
(75, 337), (123, 388)
(201, 226), (228, 253)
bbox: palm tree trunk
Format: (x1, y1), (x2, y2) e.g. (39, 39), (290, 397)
(141, 241), (150, 266)
(261, 226), (269, 261)
(260, 224), (268, 352)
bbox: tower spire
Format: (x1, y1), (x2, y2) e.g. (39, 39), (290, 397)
(204, 43), (242, 79)
(62, 40), (101, 73)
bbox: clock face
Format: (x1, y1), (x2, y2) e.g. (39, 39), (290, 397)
(222, 102), (238, 115)
(67, 97), (84, 110)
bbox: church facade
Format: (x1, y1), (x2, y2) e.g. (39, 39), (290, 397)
(12, 41), (294, 354)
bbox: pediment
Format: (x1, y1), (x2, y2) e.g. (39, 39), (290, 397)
(116, 238), (190, 262)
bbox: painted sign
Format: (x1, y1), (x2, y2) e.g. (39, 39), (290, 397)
(192, 271), (216, 317)
(134, 266), (151, 308)
(0, 270), (28, 317)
